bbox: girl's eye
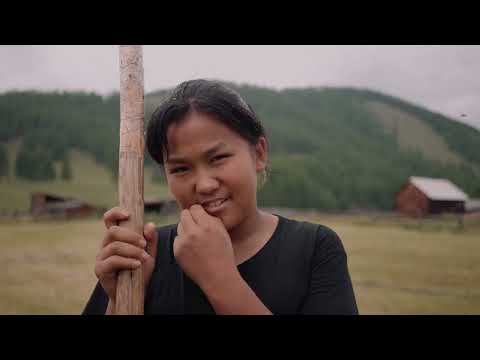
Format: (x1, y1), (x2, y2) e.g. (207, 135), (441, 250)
(170, 166), (188, 174)
(213, 154), (230, 162)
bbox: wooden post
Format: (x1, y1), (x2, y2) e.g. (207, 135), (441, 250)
(115, 45), (145, 315)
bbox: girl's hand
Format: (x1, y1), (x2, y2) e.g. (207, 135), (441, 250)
(174, 204), (238, 294)
(94, 207), (158, 303)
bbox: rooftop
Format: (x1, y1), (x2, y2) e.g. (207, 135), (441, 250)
(410, 176), (469, 201)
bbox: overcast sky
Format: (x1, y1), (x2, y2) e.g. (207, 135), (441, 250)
(1, 45), (480, 130)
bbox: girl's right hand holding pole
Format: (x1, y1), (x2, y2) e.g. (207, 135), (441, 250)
(94, 207), (158, 313)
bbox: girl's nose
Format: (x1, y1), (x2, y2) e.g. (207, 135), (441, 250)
(195, 172), (220, 194)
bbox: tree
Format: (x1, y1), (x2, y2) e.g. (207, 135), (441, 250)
(0, 144), (8, 179)
(61, 152), (72, 181)
(15, 143), (55, 181)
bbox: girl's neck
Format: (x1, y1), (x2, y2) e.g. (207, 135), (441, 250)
(228, 209), (279, 265)
(228, 208), (264, 244)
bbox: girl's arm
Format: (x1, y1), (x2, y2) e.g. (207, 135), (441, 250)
(202, 270), (272, 315)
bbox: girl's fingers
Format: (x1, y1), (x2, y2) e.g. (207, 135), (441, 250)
(95, 255), (142, 278)
(102, 225), (146, 249)
(97, 241), (149, 262)
(180, 209), (196, 232)
(143, 222), (158, 260)
(103, 207), (130, 229)
(177, 221), (184, 236)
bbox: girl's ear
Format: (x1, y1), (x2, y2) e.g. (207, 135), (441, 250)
(254, 136), (268, 172)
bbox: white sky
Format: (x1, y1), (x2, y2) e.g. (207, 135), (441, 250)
(1, 45), (479, 130)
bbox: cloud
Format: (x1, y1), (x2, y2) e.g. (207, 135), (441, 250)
(0, 45), (479, 129)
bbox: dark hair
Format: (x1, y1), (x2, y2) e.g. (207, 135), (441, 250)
(146, 79), (267, 167)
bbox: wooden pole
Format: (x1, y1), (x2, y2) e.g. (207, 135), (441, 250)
(116, 45), (145, 315)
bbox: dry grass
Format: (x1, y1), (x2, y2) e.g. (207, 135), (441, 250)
(0, 219), (102, 314)
(297, 212), (480, 314)
(0, 212), (479, 314)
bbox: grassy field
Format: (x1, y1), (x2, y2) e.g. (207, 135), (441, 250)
(301, 212), (480, 314)
(0, 211), (479, 315)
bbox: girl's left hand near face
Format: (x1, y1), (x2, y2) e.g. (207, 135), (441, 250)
(174, 204), (239, 294)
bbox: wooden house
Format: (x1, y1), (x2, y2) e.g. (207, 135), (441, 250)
(395, 176), (468, 216)
(30, 192), (103, 218)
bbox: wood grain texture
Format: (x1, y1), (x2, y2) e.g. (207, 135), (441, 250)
(115, 45), (145, 315)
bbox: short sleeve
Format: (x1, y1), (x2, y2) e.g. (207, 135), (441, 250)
(299, 226), (358, 315)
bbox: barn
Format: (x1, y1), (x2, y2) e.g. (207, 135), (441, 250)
(395, 176), (469, 216)
(144, 197), (177, 214)
(31, 192), (178, 219)
(31, 192), (104, 218)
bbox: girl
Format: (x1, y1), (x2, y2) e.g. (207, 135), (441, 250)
(83, 79), (358, 315)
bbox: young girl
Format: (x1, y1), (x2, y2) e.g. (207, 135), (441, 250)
(83, 79), (358, 315)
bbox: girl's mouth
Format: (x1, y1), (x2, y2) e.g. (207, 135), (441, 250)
(202, 197), (229, 213)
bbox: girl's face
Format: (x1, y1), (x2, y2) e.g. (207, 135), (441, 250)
(163, 111), (267, 231)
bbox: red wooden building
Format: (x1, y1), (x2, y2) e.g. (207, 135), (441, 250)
(30, 192), (103, 218)
(31, 193), (178, 219)
(144, 197), (177, 214)
(395, 176), (469, 216)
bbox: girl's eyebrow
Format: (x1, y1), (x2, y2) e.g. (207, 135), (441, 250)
(166, 142), (228, 164)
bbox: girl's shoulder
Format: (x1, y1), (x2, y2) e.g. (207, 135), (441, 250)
(276, 215), (346, 255)
(277, 214), (338, 238)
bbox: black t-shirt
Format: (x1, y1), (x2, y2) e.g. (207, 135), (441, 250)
(82, 215), (358, 315)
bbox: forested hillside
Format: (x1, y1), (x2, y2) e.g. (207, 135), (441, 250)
(2, 83), (479, 210)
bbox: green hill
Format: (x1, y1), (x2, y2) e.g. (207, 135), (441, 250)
(1, 83), (479, 211)
(365, 101), (463, 165)
(0, 141), (169, 212)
